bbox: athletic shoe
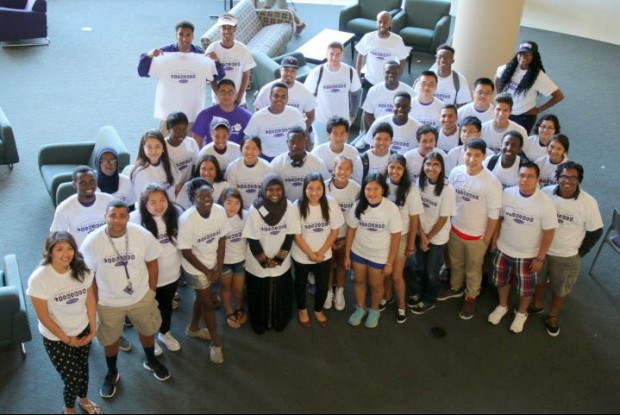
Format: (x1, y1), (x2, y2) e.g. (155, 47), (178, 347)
(118, 336), (132, 352)
(100, 372), (119, 399)
(154, 341), (163, 357)
(124, 316), (133, 327)
(334, 287), (346, 311)
(348, 306), (367, 326)
(459, 298), (476, 320)
(545, 315), (561, 337)
(185, 325), (211, 340)
(488, 305), (509, 325)
(410, 302), (436, 315)
(143, 359), (171, 381)
(527, 303), (545, 314)
(158, 331), (181, 352)
(378, 298), (394, 312)
(171, 299), (179, 310)
(323, 288), (334, 310)
(210, 344), (224, 364)
(173, 291), (180, 301)
(407, 294), (421, 308)
(510, 311), (528, 334)
(437, 286), (464, 301)
(364, 309), (381, 328)
(396, 308), (407, 324)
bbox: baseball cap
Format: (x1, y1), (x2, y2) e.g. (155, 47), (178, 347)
(216, 14), (237, 27)
(210, 117), (231, 131)
(280, 56), (299, 69)
(517, 41), (538, 54)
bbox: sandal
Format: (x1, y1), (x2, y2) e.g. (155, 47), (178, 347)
(78, 400), (103, 414)
(226, 313), (241, 329)
(235, 308), (248, 325)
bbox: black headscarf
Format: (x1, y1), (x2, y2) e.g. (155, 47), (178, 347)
(95, 147), (119, 194)
(253, 173), (287, 227)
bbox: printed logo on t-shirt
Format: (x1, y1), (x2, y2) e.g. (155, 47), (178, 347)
(556, 210), (575, 224)
(168, 71), (198, 84)
(237, 182), (261, 194)
(539, 177), (556, 187)
(455, 187), (480, 202)
(197, 229), (222, 244)
(76, 220), (106, 234)
(265, 127), (289, 138)
(434, 92), (451, 102)
(337, 201), (354, 212)
(421, 194), (438, 209)
(104, 254), (137, 266)
(392, 138), (409, 152)
(225, 230), (243, 243)
(370, 49), (391, 61)
(323, 82), (347, 93)
(303, 221), (329, 233)
(285, 175), (305, 188)
(504, 206), (534, 224)
(358, 220), (386, 232)
(54, 287), (87, 305)
(176, 157), (193, 171)
(158, 232), (171, 244)
(222, 61), (241, 72)
(262, 223), (287, 235)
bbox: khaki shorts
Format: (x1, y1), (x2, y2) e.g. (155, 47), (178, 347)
(185, 272), (212, 290)
(397, 234), (409, 258)
(97, 289), (161, 347)
(537, 254), (581, 297)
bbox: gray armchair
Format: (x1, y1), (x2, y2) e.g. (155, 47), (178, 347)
(0, 106), (19, 169)
(38, 126), (130, 207)
(0, 254), (32, 356)
(251, 51), (311, 92)
(0, 0), (48, 45)
(393, 0), (451, 71)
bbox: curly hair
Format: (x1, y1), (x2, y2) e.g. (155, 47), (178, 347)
(497, 43), (547, 96)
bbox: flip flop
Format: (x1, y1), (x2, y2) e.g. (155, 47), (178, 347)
(294, 22), (306, 36)
(78, 400), (103, 414)
(226, 313), (241, 329)
(235, 308), (248, 325)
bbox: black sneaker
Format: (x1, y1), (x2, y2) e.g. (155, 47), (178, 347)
(378, 298), (394, 312)
(124, 316), (133, 327)
(396, 308), (407, 324)
(410, 302), (436, 315)
(545, 315), (560, 337)
(118, 336), (132, 352)
(100, 372), (120, 398)
(407, 295), (421, 309)
(143, 359), (171, 381)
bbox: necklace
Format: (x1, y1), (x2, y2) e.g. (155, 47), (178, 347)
(105, 228), (134, 295)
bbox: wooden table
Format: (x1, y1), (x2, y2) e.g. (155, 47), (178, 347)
(295, 28), (356, 65)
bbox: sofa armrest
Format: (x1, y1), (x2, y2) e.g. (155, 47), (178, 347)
(391, 9), (407, 34)
(30, 0), (46, 13)
(38, 142), (94, 167)
(256, 9), (294, 27)
(339, 4), (360, 32)
(0, 107), (19, 166)
(0, 0), (27, 9)
(1, 254), (32, 346)
(90, 126), (130, 171)
(431, 15), (451, 52)
(200, 26), (220, 51)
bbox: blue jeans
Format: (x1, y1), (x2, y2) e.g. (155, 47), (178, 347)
(407, 240), (446, 304)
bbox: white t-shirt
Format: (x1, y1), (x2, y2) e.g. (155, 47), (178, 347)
(362, 82), (416, 119)
(206, 40), (256, 105)
(418, 180), (457, 245)
(312, 142), (364, 185)
(224, 157), (274, 209)
(223, 210), (248, 265)
(387, 181), (424, 235)
(362, 150), (390, 176)
(270, 153), (330, 202)
(484, 154), (521, 189)
(523, 135), (549, 162)
(542, 186), (604, 257)
(131, 162), (183, 203)
(420, 69), (471, 105)
(130, 211), (182, 286)
(148, 52), (218, 121)
(404, 147), (448, 183)
(364, 114), (421, 154)
(325, 179), (361, 238)
(445, 145), (465, 176)
(410, 97), (444, 129)
(347, 197), (403, 264)
(496, 65), (559, 115)
(304, 63), (361, 123)
(437, 128), (460, 152)
(27, 265), (94, 341)
(244, 106), (306, 158)
(458, 102), (494, 125)
(448, 165), (503, 237)
(291, 196), (344, 263)
(242, 201), (301, 277)
(198, 142), (241, 175)
(254, 80), (317, 116)
(178, 204), (230, 274)
(176, 180), (230, 211)
(106, 174), (136, 206)
(536, 154), (568, 188)
(81, 223), (162, 307)
(480, 120), (528, 155)
(166, 137), (199, 184)
(497, 186), (558, 258)
(50, 192), (115, 247)
(355, 32), (410, 85)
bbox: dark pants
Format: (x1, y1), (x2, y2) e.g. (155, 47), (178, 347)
(246, 270), (293, 335)
(510, 113), (537, 135)
(408, 239), (447, 304)
(293, 259), (332, 312)
(156, 279), (179, 334)
(43, 325), (91, 408)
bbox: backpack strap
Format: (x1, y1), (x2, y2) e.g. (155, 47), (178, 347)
(486, 154), (500, 171)
(313, 65), (324, 97)
(360, 152), (369, 179)
(452, 70), (460, 105)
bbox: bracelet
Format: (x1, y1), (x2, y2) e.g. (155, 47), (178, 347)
(385, 262), (392, 266)
(533, 258), (545, 263)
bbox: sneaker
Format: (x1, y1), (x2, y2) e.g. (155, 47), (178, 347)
(488, 305), (509, 325)
(306, 283), (316, 295)
(364, 309), (381, 328)
(334, 287), (346, 311)
(407, 294), (421, 308)
(100, 372), (119, 399)
(143, 359), (171, 381)
(158, 331), (181, 352)
(171, 299), (179, 310)
(527, 303), (545, 314)
(210, 344), (224, 364)
(410, 302), (436, 315)
(323, 288), (334, 310)
(437, 286), (464, 301)
(124, 316), (133, 327)
(510, 311), (528, 334)
(154, 341), (163, 357)
(396, 308), (407, 324)
(348, 306), (367, 326)
(173, 291), (180, 301)
(378, 298), (394, 312)
(439, 265), (451, 282)
(186, 325), (211, 340)
(118, 336), (132, 352)
(459, 298), (476, 320)
(545, 315), (560, 337)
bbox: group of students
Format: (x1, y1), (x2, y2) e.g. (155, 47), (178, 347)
(26, 10), (605, 415)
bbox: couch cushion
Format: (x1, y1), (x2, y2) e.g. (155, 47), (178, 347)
(231, 0), (261, 44)
(247, 24), (292, 57)
(346, 19), (377, 36)
(40, 164), (78, 196)
(400, 27), (433, 51)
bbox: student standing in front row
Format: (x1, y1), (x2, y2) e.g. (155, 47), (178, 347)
(28, 232), (102, 415)
(345, 172), (402, 329)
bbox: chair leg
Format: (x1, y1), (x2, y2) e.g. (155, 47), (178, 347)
(588, 238), (607, 277)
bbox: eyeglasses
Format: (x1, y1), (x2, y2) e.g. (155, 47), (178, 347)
(558, 175), (579, 183)
(100, 159), (118, 165)
(539, 125), (556, 130)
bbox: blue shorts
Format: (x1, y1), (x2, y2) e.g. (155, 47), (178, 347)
(350, 251), (384, 270)
(222, 261), (245, 276)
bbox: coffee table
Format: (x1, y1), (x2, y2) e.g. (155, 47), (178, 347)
(296, 28), (355, 65)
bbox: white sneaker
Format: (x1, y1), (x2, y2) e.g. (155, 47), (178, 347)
(154, 341), (163, 357)
(334, 287), (345, 311)
(210, 344), (224, 364)
(488, 305), (509, 325)
(158, 331), (181, 352)
(185, 325), (211, 340)
(323, 288), (334, 309)
(510, 311), (528, 334)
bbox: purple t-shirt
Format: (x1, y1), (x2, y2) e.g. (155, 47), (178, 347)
(191, 105), (252, 146)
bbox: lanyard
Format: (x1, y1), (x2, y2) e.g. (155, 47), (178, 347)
(105, 228), (133, 292)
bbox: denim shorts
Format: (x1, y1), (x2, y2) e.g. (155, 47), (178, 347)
(350, 251), (384, 270)
(222, 261), (245, 276)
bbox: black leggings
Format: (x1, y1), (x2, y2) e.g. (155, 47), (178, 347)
(43, 325), (91, 408)
(293, 259), (332, 312)
(156, 279), (179, 334)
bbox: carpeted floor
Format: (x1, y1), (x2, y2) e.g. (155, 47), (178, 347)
(1, 0), (619, 413)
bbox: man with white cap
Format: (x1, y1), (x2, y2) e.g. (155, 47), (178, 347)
(205, 14), (256, 106)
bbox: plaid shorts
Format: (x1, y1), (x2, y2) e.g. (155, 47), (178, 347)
(492, 251), (537, 297)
